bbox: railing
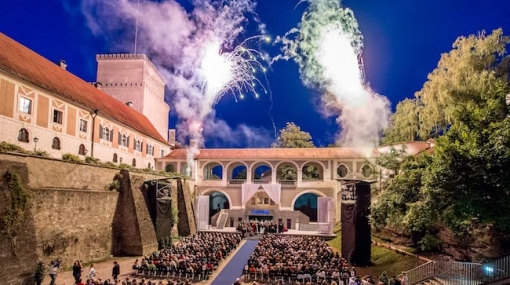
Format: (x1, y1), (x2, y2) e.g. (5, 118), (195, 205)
(405, 261), (482, 285)
(472, 255), (510, 284)
(277, 180), (296, 186)
(406, 261), (435, 284)
(228, 179), (246, 185)
(253, 179), (271, 184)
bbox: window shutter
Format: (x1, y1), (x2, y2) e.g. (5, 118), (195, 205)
(141, 142), (144, 152)
(118, 132), (121, 144)
(127, 136), (130, 148)
(146, 143), (148, 154)
(134, 138), (136, 149)
(99, 124), (103, 139)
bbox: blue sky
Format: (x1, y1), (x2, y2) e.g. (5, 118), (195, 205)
(2, 0), (509, 147)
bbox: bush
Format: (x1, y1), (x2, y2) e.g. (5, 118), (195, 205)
(34, 261), (45, 285)
(0, 141), (30, 154)
(118, 163), (134, 170)
(84, 156), (101, 165)
(103, 161), (117, 168)
(419, 232), (440, 251)
(31, 150), (50, 157)
(62, 153), (81, 163)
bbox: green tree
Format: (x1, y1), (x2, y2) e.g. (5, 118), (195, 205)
(382, 99), (420, 144)
(273, 122), (315, 148)
(374, 29), (510, 252)
(383, 29), (510, 142)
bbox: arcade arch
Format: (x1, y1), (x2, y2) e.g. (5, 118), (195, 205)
(337, 164), (349, 178)
(276, 161), (298, 183)
(302, 161), (324, 181)
(292, 190), (327, 222)
(203, 161), (223, 180)
(252, 162), (272, 183)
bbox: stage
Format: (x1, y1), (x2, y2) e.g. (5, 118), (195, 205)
(198, 226), (337, 239)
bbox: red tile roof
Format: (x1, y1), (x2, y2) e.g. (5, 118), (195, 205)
(0, 33), (168, 144)
(164, 147), (378, 160)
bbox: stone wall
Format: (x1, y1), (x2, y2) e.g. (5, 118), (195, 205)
(0, 160), (38, 285)
(0, 153), (177, 285)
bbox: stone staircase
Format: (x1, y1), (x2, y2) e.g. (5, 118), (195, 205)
(298, 223), (318, 231)
(216, 212), (228, 230)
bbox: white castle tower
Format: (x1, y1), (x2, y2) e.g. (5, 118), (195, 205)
(96, 54), (170, 141)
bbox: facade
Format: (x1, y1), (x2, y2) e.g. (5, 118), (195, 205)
(157, 142), (434, 230)
(96, 54), (170, 140)
(0, 33), (171, 168)
(158, 147), (379, 229)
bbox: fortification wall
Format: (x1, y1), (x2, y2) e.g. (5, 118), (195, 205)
(0, 153), (175, 285)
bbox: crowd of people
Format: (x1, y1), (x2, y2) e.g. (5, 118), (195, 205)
(243, 235), (356, 284)
(236, 220), (287, 237)
(133, 232), (242, 281)
(52, 229), (410, 285)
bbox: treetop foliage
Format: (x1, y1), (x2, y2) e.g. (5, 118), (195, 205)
(273, 122), (315, 148)
(374, 29), (510, 254)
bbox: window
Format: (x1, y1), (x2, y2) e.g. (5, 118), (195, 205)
(53, 109), (63, 124)
(165, 164), (175, 172)
(147, 144), (154, 156)
(19, 97), (32, 114)
(103, 127), (110, 142)
(79, 119), (88, 133)
(51, 137), (61, 150)
(132, 158), (136, 167)
(148, 162), (151, 169)
(362, 165), (373, 178)
(337, 164), (349, 178)
(113, 153), (118, 163)
(135, 139), (142, 152)
(161, 150), (165, 157)
(18, 128), (29, 142)
(120, 157), (123, 164)
(78, 144), (86, 155)
(119, 134), (127, 147)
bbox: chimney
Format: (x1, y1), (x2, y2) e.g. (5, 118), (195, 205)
(189, 139), (197, 148)
(59, 60), (67, 70)
(168, 129), (176, 145)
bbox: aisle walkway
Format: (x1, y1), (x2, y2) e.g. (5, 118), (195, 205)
(210, 240), (258, 285)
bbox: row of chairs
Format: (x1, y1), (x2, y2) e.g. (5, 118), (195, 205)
(135, 268), (213, 281)
(243, 270), (347, 284)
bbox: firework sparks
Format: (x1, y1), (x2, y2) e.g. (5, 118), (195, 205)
(198, 36), (267, 121)
(274, 0), (390, 148)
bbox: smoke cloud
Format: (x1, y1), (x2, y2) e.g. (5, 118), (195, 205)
(274, 0), (390, 147)
(82, 0), (269, 174)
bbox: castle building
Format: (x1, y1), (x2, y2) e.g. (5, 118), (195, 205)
(156, 142), (434, 231)
(96, 54), (170, 140)
(0, 33), (171, 168)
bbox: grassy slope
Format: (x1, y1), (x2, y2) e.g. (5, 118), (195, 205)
(327, 224), (424, 280)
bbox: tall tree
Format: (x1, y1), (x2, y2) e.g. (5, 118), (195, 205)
(383, 29), (510, 143)
(273, 122), (315, 148)
(373, 29), (510, 254)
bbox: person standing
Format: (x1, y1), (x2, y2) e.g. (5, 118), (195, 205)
(48, 261), (58, 285)
(88, 263), (97, 280)
(112, 261), (120, 281)
(73, 260), (83, 284)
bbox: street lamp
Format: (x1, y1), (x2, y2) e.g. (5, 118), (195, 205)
(33, 137), (39, 152)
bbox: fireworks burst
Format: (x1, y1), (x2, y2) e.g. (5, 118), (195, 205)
(198, 36), (268, 120)
(274, 0), (390, 148)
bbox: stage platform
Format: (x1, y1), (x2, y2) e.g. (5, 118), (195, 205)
(198, 227), (337, 239)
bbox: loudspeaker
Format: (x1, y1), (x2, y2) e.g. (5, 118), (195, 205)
(341, 182), (371, 265)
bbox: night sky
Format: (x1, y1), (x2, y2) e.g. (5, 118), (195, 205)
(2, 0), (510, 147)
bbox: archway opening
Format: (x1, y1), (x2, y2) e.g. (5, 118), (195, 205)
(276, 163), (297, 184)
(230, 165), (247, 184)
(209, 191), (230, 223)
(203, 162), (223, 180)
(302, 163), (323, 181)
(253, 164), (271, 183)
(293, 193), (319, 222)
